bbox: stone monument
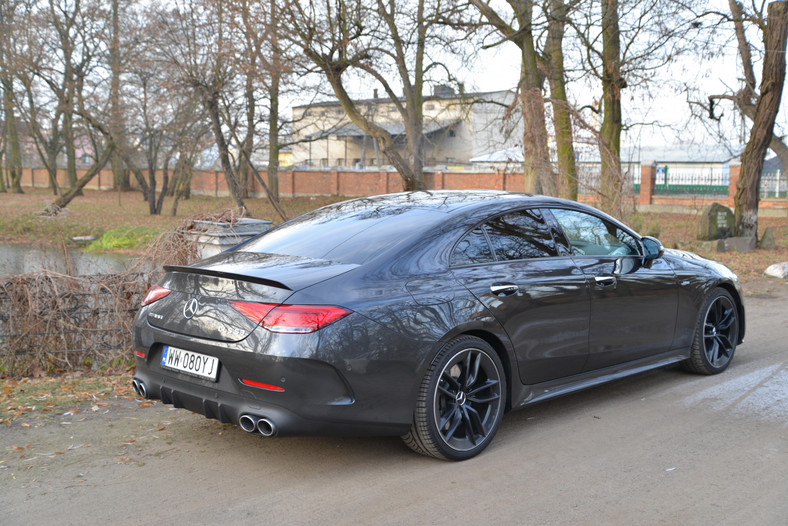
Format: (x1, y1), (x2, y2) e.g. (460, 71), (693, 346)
(698, 203), (735, 241)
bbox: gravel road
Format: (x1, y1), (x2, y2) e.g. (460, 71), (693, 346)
(2, 280), (787, 525)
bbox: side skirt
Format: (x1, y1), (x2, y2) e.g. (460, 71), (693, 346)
(511, 350), (690, 409)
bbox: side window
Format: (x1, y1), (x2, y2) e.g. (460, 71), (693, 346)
(451, 228), (494, 266)
(485, 209), (558, 260)
(551, 208), (640, 256)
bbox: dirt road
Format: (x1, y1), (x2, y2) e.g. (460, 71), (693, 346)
(2, 281), (787, 525)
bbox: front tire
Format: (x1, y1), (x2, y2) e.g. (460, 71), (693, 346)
(402, 336), (505, 460)
(684, 288), (739, 375)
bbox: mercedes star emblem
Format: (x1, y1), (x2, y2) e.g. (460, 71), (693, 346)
(183, 298), (199, 319)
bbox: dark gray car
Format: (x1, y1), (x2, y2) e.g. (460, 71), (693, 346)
(132, 191), (744, 460)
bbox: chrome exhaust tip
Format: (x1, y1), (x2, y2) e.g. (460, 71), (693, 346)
(239, 414), (258, 433)
(257, 418), (277, 437)
(132, 378), (147, 398)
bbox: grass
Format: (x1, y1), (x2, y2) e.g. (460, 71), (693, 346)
(86, 227), (159, 251)
(0, 372), (136, 424)
(0, 188), (346, 250)
(1, 186), (785, 279)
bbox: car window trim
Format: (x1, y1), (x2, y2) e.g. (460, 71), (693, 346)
(546, 206), (644, 258)
(449, 207), (564, 268)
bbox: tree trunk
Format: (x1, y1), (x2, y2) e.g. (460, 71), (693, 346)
(599, 0), (625, 217)
(46, 144), (114, 213)
(268, 70), (281, 201)
(547, 0), (577, 201)
(147, 158), (157, 215)
(320, 65), (425, 191)
(518, 1), (554, 195)
(109, 0), (129, 191)
(735, 1), (788, 238)
(63, 66), (79, 192)
(2, 78), (23, 193)
(156, 155), (170, 214)
(267, 0), (281, 201)
(171, 160), (194, 217)
(204, 90), (248, 214)
(238, 67), (255, 200)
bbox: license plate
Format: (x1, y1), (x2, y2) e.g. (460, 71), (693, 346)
(161, 346), (220, 382)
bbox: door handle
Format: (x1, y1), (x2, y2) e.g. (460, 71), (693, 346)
(491, 282), (519, 296)
(594, 275), (617, 287)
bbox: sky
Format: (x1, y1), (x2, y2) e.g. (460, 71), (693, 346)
(297, 2), (788, 159)
(461, 15), (788, 155)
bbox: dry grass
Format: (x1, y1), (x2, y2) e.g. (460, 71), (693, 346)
(0, 188), (346, 248)
(628, 211), (788, 281)
(1, 187), (786, 279)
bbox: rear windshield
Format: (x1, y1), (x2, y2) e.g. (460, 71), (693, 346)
(238, 203), (443, 264)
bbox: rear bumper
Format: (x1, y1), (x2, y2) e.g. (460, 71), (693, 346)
(131, 365), (408, 437)
(131, 314), (420, 436)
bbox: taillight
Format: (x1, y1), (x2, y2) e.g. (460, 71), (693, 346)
(230, 301), (352, 333)
(262, 305), (352, 333)
(142, 285), (171, 306)
(229, 301), (277, 323)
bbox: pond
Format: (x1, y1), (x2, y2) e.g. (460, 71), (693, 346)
(0, 243), (142, 277)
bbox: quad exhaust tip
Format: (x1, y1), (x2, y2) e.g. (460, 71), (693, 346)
(239, 414), (258, 433)
(239, 414), (278, 437)
(257, 418), (276, 437)
(132, 378), (148, 399)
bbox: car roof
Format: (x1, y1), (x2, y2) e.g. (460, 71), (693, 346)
(238, 191), (625, 266)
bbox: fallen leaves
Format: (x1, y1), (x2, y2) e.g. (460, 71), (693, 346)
(0, 373), (134, 423)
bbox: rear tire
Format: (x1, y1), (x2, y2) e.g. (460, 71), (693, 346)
(684, 288), (738, 375)
(402, 336), (505, 460)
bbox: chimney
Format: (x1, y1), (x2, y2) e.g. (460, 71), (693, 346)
(433, 84), (455, 98)
(373, 89), (378, 99)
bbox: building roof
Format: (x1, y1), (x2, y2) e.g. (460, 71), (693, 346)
(307, 119), (461, 139)
(293, 89), (512, 110)
(471, 144), (747, 165)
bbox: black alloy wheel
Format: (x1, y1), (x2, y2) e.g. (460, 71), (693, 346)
(685, 288), (739, 375)
(403, 336), (505, 460)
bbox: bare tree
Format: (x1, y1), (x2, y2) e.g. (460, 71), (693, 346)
(470, 0), (556, 194)
(152, 0), (249, 215)
(285, 0), (474, 191)
(704, 1), (788, 238)
(544, 0), (579, 200)
(0, 0), (24, 193)
(570, 0), (702, 216)
(44, 0), (106, 192)
(224, 0), (299, 203)
(108, 0), (129, 190)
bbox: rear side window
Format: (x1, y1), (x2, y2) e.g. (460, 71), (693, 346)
(451, 209), (558, 266)
(551, 208), (640, 256)
(452, 228), (494, 266)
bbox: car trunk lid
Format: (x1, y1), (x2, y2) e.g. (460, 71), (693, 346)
(146, 251), (358, 342)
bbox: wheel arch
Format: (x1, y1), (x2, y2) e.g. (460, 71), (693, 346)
(716, 281), (745, 344)
(460, 329), (515, 412)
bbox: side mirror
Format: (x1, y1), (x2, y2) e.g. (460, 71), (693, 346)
(642, 236), (664, 260)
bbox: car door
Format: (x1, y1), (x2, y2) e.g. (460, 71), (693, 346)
(548, 208), (679, 371)
(450, 208), (590, 385)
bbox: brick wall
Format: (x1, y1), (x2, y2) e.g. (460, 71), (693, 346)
(15, 165), (787, 213)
